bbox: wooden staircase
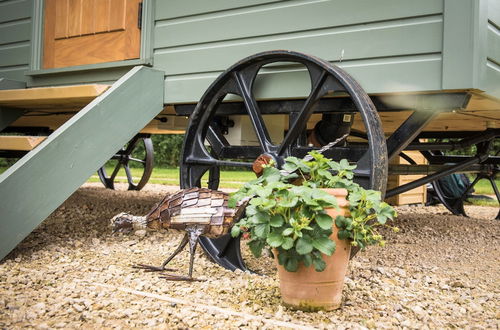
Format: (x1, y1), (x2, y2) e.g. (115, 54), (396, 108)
(0, 84), (110, 155)
(0, 66), (164, 260)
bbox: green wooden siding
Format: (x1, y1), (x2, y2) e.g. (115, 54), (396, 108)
(155, 0), (445, 103)
(155, 0), (283, 20)
(1, 0), (497, 102)
(487, 23), (500, 65)
(0, 0), (32, 82)
(484, 0), (500, 98)
(154, 0), (442, 49)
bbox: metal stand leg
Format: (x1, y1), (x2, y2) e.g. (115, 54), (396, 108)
(133, 233), (189, 272)
(160, 226), (206, 281)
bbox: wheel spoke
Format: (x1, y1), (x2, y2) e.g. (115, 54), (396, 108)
(233, 71), (273, 153)
(109, 162), (122, 181)
(129, 157), (146, 164)
(459, 175), (482, 200)
(123, 135), (141, 155)
(207, 123), (229, 156)
(488, 176), (500, 201)
(123, 164), (134, 185)
(186, 156), (253, 168)
(278, 70), (328, 156)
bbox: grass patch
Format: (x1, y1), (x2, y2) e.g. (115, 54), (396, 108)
(88, 166), (257, 189)
(3, 164), (498, 194)
(466, 198), (499, 207)
(469, 177), (500, 195)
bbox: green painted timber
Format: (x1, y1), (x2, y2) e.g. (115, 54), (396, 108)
(0, 79), (26, 131)
(154, 0), (443, 49)
(0, 0), (32, 82)
(155, 0), (282, 20)
(3, 0), (498, 104)
(0, 66), (164, 261)
(0, 0), (32, 22)
(484, 0), (500, 98)
(155, 0), (445, 102)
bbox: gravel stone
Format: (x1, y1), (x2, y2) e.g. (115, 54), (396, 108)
(0, 183), (498, 329)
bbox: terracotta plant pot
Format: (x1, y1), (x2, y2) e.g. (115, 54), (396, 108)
(276, 188), (351, 311)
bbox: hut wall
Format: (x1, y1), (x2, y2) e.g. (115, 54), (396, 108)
(0, 0), (33, 82)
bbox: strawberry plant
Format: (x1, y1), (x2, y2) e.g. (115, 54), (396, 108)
(229, 152), (397, 272)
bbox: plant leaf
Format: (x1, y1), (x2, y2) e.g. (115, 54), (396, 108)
(281, 237), (294, 250)
(282, 228), (294, 236)
(312, 257), (326, 272)
(285, 257), (299, 272)
(315, 213), (333, 230)
(248, 240), (264, 258)
(338, 229), (351, 240)
(312, 237), (336, 256)
(254, 224), (270, 238)
(269, 214), (284, 227)
(280, 196), (299, 208)
(266, 232), (284, 247)
(296, 237), (313, 255)
(303, 254), (313, 267)
(277, 250), (288, 265)
(252, 212), (270, 224)
(335, 215), (348, 228)
(231, 225), (241, 238)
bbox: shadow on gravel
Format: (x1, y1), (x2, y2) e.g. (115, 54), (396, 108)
(3, 186), (166, 262)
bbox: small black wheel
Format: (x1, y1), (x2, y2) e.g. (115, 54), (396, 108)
(98, 133), (154, 191)
(432, 167), (500, 219)
(180, 50), (388, 271)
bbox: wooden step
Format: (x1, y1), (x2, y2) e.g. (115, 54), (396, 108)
(0, 136), (47, 151)
(0, 84), (110, 109)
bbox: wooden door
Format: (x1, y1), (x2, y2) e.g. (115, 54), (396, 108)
(43, 0), (142, 69)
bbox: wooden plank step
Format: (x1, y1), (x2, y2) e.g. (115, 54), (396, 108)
(0, 84), (110, 109)
(0, 136), (46, 151)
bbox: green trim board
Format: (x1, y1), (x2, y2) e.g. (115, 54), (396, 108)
(442, 0), (488, 90)
(29, 0), (43, 73)
(26, 58), (153, 76)
(27, 66), (133, 88)
(0, 66), (164, 261)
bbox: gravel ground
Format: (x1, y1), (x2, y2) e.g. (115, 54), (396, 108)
(1, 183), (499, 329)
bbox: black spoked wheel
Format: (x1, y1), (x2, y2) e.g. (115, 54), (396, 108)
(180, 50), (387, 271)
(432, 166), (500, 219)
(98, 133), (154, 191)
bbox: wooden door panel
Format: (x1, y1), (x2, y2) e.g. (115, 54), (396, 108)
(43, 0), (141, 69)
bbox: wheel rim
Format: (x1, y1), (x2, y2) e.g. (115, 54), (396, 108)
(98, 134), (154, 191)
(429, 139), (500, 219)
(180, 50), (388, 271)
(432, 167), (500, 219)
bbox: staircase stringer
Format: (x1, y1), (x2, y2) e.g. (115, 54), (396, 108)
(0, 66), (164, 260)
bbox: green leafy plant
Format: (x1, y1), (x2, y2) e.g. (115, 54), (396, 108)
(229, 151), (397, 272)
